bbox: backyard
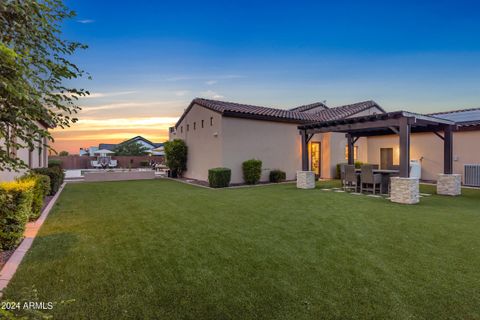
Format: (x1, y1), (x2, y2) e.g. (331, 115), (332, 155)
(3, 179), (480, 319)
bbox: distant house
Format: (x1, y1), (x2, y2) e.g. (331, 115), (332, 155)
(170, 98), (480, 185)
(79, 136), (164, 156)
(0, 120), (51, 181)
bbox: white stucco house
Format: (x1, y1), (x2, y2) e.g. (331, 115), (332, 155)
(170, 98), (480, 186)
(169, 98), (384, 183)
(0, 120), (50, 182)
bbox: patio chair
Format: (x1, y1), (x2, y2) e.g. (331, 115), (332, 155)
(360, 165), (382, 195)
(343, 165), (359, 192)
(91, 160), (100, 168)
(108, 159), (118, 168)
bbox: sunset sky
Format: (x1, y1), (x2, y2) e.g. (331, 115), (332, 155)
(54, 0), (480, 153)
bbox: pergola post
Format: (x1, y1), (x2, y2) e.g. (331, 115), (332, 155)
(301, 130), (309, 171)
(437, 124), (461, 196)
(398, 117), (411, 178)
(298, 130), (315, 189)
(443, 125), (453, 174)
(347, 134), (354, 165)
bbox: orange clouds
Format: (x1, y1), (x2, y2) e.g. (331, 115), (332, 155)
(51, 116), (178, 154)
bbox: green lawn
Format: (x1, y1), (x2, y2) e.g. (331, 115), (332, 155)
(3, 179), (480, 319)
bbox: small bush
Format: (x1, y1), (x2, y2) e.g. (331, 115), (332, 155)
(48, 159), (62, 168)
(269, 169), (286, 183)
(32, 167), (64, 195)
(336, 161), (364, 179)
(208, 168), (231, 188)
(18, 173), (51, 220)
(242, 159), (262, 184)
(140, 160), (150, 167)
(164, 139), (188, 177)
(0, 179), (35, 250)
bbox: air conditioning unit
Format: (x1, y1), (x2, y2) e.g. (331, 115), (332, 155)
(464, 164), (480, 187)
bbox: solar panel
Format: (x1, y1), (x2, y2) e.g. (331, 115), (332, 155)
(433, 110), (480, 123)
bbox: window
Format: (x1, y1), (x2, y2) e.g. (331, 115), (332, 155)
(193, 122), (196, 130)
(180, 126), (183, 133)
(345, 145), (358, 160)
(201, 120), (204, 128)
(210, 117), (213, 126)
(187, 124), (189, 131)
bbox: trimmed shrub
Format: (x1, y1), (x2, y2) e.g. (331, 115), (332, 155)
(269, 169), (286, 183)
(48, 159), (62, 168)
(18, 173), (51, 220)
(164, 139), (187, 177)
(32, 166), (64, 195)
(355, 161), (364, 169)
(242, 159), (262, 184)
(0, 179), (35, 250)
(208, 168), (231, 188)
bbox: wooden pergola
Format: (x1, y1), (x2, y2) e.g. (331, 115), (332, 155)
(298, 111), (456, 178)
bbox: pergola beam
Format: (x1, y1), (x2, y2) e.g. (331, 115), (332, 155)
(304, 118), (405, 135)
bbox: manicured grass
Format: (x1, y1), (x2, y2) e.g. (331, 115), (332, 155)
(3, 179), (480, 319)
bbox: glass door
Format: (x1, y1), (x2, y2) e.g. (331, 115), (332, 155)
(311, 142), (321, 177)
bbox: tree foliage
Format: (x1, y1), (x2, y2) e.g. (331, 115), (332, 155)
(164, 139), (187, 177)
(0, 0), (89, 171)
(113, 142), (149, 156)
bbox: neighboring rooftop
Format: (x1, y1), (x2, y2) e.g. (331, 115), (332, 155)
(428, 107), (480, 127)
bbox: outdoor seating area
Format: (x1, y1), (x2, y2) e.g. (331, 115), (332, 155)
(89, 149), (118, 169)
(341, 164), (399, 195)
(298, 111), (461, 204)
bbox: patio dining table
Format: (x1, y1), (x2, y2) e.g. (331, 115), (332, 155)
(355, 169), (400, 194)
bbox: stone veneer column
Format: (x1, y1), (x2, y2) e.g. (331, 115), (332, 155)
(390, 177), (419, 204)
(296, 171), (315, 189)
(437, 174), (461, 196)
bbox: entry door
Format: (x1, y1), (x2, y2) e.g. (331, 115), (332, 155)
(311, 142), (321, 177)
(380, 148), (393, 170)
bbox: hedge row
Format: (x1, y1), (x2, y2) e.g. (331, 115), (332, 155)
(0, 179), (36, 250)
(19, 173), (51, 220)
(32, 166), (64, 195)
(0, 171), (54, 250)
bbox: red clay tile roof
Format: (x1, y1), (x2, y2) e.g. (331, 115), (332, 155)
(289, 102), (328, 112)
(175, 98), (385, 127)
